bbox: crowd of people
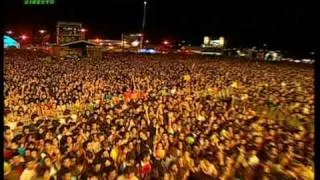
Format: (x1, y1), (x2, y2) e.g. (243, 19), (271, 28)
(4, 49), (314, 180)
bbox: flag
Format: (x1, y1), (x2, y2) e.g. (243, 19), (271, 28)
(184, 75), (191, 81)
(111, 147), (119, 161)
(124, 91), (132, 103)
(231, 81), (238, 88)
(215, 88), (232, 101)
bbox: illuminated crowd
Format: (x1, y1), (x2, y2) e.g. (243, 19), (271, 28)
(4, 49), (314, 180)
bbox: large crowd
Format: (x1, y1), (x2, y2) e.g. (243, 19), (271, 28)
(4, 49), (314, 180)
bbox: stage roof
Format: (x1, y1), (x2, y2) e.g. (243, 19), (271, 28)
(60, 40), (96, 47)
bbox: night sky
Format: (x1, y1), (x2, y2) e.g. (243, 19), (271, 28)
(4, 0), (317, 57)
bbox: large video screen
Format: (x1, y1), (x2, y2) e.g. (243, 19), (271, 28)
(123, 34), (143, 47)
(57, 22), (82, 44)
(24, 0), (55, 5)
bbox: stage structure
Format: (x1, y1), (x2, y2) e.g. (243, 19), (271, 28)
(122, 33), (144, 51)
(51, 40), (97, 58)
(56, 22), (84, 45)
(202, 36), (225, 48)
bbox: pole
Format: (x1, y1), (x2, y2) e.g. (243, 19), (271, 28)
(142, 1), (147, 32)
(140, 35), (144, 49)
(40, 33), (44, 48)
(141, 1), (147, 49)
(122, 33), (124, 53)
(57, 25), (59, 45)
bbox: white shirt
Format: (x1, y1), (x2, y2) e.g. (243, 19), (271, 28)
(248, 155), (260, 166)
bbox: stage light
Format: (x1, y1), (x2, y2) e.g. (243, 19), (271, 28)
(131, 40), (140, 47)
(21, 35), (27, 40)
(39, 30), (46, 34)
(148, 49), (156, 54)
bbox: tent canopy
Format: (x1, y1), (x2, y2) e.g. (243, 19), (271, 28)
(60, 40), (96, 48)
(4, 35), (20, 48)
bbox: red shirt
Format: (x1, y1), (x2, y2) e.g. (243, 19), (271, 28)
(4, 149), (13, 160)
(139, 161), (152, 177)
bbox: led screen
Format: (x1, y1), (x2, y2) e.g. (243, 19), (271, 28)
(24, 0), (55, 5)
(57, 22), (83, 44)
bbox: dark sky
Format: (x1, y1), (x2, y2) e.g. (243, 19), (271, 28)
(4, 0), (317, 56)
